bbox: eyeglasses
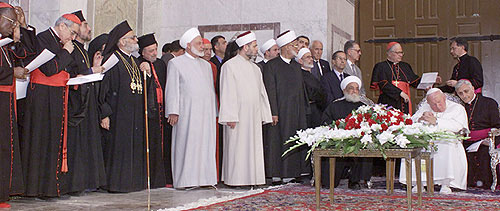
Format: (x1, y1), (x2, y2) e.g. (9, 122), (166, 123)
(1, 15), (18, 27)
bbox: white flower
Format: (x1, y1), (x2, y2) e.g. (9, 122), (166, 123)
(376, 131), (394, 145)
(402, 126), (420, 135)
(360, 134), (373, 145)
(390, 116), (398, 123)
(357, 105), (371, 113)
(395, 134), (411, 148)
(371, 124), (382, 132)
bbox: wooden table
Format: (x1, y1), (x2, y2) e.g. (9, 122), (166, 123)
(313, 148), (423, 210)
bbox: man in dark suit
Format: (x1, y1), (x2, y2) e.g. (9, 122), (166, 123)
(160, 40), (184, 69)
(209, 35), (227, 70)
(310, 40), (331, 80)
(321, 51), (349, 103)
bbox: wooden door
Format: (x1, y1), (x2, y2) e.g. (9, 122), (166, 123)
(357, 0), (500, 111)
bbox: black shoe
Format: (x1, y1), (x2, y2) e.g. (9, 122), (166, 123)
(58, 194), (71, 200)
(348, 182), (361, 190)
(36, 196), (57, 202)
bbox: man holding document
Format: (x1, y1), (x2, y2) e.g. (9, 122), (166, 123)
(370, 42), (440, 114)
(65, 10), (106, 196)
(0, 3), (29, 208)
(22, 13), (81, 200)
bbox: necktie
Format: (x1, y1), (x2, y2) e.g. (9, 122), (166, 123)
(339, 73), (344, 81)
(317, 61), (323, 76)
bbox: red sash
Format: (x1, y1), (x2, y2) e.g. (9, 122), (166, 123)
(30, 68), (70, 173)
(392, 80), (412, 114)
(0, 76), (17, 116)
(151, 64), (164, 154)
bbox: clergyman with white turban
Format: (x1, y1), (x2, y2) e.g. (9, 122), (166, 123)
(165, 27), (218, 189)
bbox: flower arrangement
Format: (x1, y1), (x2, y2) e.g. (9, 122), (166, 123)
(283, 104), (466, 159)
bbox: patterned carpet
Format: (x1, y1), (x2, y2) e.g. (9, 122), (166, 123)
(186, 179), (500, 211)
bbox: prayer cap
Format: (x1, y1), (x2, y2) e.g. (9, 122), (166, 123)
(180, 27), (201, 49)
(426, 88), (443, 96)
(62, 13), (82, 25)
(235, 31), (256, 47)
(297, 48), (310, 59)
(103, 20), (132, 56)
(340, 76), (362, 91)
(387, 41), (399, 51)
(71, 10), (86, 22)
(259, 39), (276, 54)
(138, 33), (157, 50)
(276, 30), (297, 47)
(0, 3), (13, 8)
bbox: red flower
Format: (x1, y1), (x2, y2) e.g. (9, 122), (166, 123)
(368, 118), (376, 126)
(364, 113), (372, 120)
(381, 124), (388, 131)
(335, 120), (340, 126)
(405, 118), (413, 125)
(357, 114), (363, 122)
(346, 113), (353, 119)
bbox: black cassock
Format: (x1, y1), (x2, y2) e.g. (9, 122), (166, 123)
(463, 95), (500, 189)
(100, 50), (164, 192)
(22, 28), (74, 197)
(439, 54), (483, 93)
(65, 40), (106, 193)
(0, 46), (24, 202)
(302, 69), (327, 128)
(138, 56), (168, 188)
(321, 99), (373, 187)
(370, 60), (420, 114)
(263, 56), (309, 178)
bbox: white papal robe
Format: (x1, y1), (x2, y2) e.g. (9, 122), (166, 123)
(165, 53), (217, 188)
(399, 99), (468, 190)
(219, 55), (273, 186)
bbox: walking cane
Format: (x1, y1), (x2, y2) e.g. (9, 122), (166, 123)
(143, 67), (151, 211)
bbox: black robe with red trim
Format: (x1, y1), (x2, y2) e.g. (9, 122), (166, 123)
(138, 56), (167, 188)
(463, 95), (500, 189)
(22, 28), (73, 197)
(439, 54), (483, 93)
(370, 60), (420, 114)
(0, 46), (24, 203)
(65, 40), (106, 193)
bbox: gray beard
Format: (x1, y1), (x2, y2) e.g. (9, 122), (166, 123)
(345, 93), (361, 103)
(192, 47), (205, 57)
(303, 63), (314, 69)
(123, 43), (139, 54)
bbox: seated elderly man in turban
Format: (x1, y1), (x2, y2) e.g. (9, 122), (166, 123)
(400, 88), (468, 194)
(321, 76), (373, 189)
(455, 79), (500, 189)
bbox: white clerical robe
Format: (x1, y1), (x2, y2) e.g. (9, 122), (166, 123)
(165, 53), (217, 188)
(219, 55), (273, 186)
(399, 99), (468, 190)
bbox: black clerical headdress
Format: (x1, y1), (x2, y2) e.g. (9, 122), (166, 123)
(71, 10), (85, 22)
(103, 20), (132, 56)
(138, 33), (157, 53)
(88, 33), (108, 63)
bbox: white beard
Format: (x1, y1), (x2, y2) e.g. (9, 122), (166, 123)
(192, 47), (205, 57)
(303, 63), (314, 69)
(345, 93), (361, 103)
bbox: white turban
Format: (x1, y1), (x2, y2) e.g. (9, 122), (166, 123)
(235, 31), (256, 47)
(180, 27), (201, 48)
(259, 39), (276, 54)
(296, 48), (310, 59)
(276, 30), (297, 47)
(340, 76), (362, 91)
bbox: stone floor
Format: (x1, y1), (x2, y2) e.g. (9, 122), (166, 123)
(8, 186), (255, 211)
